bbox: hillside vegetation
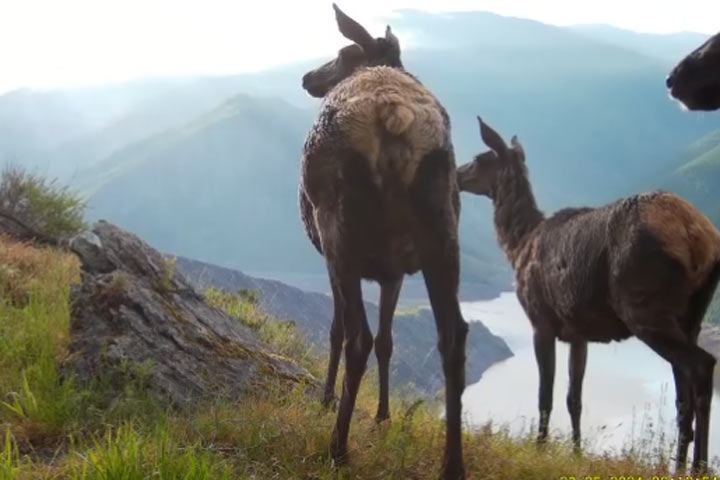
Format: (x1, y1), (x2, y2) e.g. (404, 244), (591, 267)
(0, 235), (703, 479)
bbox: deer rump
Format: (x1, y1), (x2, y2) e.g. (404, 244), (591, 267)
(322, 66), (450, 187)
(301, 67), (455, 281)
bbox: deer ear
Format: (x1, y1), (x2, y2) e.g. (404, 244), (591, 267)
(385, 26), (399, 49)
(477, 116), (508, 156)
(511, 135), (525, 162)
(333, 4), (376, 52)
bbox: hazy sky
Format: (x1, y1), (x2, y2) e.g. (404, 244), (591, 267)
(1, 0), (718, 94)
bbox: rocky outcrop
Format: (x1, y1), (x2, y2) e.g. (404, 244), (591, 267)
(66, 221), (315, 407)
(0, 210), (509, 398)
(176, 256), (513, 395)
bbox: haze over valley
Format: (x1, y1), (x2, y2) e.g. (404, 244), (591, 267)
(2, 11), (717, 300)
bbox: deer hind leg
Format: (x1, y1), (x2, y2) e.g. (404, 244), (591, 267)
(322, 278), (345, 409)
(375, 277), (403, 422)
(690, 349), (716, 475)
(635, 329), (715, 474)
(567, 340), (587, 453)
(315, 205), (373, 463)
(672, 364), (694, 470)
(675, 262), (720, 471)
(411, 148), (467, 480)
(328, 269), (373, 463)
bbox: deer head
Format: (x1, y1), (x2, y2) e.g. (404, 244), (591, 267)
(667, 31), (720, 111)
(457, 117), (526, 198)
(301, 4), (402, 98)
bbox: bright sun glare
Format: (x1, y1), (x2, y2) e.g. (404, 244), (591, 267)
(0, 0), (717, 94)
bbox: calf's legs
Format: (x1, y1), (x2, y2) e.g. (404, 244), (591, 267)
(567, 340), (587, 453)
(534, 329), (556, 444)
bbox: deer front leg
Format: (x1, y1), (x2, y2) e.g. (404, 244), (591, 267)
(567, 340), (587, 453)
(534, 328), (556, 444)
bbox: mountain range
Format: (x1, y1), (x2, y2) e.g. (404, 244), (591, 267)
(0, 11), (716, 298)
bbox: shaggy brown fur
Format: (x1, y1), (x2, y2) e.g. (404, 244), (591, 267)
(640, 193), (720, 288)
(668, 31), (720, 111)
(299, 5), (467, 479)
(458, 118), (720, 473)
(322, 67), (448, 186)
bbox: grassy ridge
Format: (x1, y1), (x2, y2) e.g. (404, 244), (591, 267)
(0, 236), (700, 479)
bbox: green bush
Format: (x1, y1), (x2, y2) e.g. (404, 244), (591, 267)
(0, 164), (86, 237)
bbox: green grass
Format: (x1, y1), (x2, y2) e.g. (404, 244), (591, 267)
(0, 238), (86, 436)
(204, 287), (319, 376)
(0, 236), (711, 479)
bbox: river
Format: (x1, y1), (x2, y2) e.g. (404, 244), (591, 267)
(461, 292), (720, 461)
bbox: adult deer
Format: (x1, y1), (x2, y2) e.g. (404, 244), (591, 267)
(299, 5), (468, 478)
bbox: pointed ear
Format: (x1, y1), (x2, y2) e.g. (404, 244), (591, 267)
(477, 116), (508, 156)
(333, 4), (376, 52)
(511, 135), (525, 162)
(385, 25), (399, 49)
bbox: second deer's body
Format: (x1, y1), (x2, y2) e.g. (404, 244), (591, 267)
(458, 118), (720, 473)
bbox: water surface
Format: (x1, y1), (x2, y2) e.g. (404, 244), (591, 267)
(461, 292), (720, 460)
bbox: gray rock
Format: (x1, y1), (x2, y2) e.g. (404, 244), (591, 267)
(67, 221), (315, 407)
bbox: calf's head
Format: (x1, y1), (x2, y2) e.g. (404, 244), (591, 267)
(457, 117), (526, 199)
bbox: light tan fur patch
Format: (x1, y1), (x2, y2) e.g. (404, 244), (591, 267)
(512, 234), (539, 286)
(640, 192), (720, 286)
(379, 100), (415, 136)
(323, 66), (448, 186)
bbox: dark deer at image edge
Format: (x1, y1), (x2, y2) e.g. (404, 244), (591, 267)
(667, 30), (720, 111)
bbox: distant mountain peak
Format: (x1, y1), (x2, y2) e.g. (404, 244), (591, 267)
(568, 24), (710, 64)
